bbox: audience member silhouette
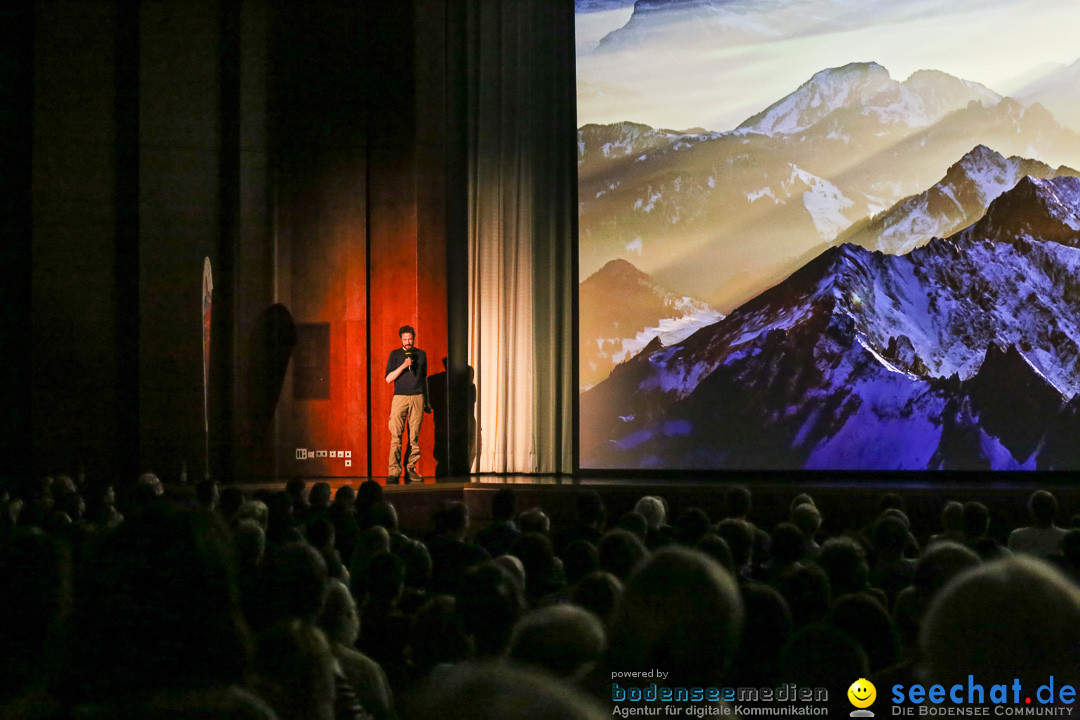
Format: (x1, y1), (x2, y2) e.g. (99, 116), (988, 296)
(724, 485), (770, 562)
(561, 538), (600, 589)
(961, 500), (992, 550)
(778, 624), (868, 718)
(555, 491), (606, 555)
(790, 503), (823, 559)
(0, 529), (69, 703)
(927, 500), (964, 546)
(868, 514), (917, 608)
(358, 552), (410, 673)
(1008, 490), (1067, 557)
(475, 487), (521, 557)
(777, 563), (831, 629)
(816, 536), (882, 604)
(600, 547), (742, 693)
(696, 533), (735, 574)
(510, 531), (564, 605)
(761, 522), (805, 583)
(614, 511), (648, 542)
(196, 479), (220, 512)
(827, 593), (900, 673)
(921, 556), (1080, 689)
(633, 495), (672, 549)
(408, 663), (608, 720)
(252, 541), (329, 632)
(56, 507), (250, 708)
(729, 582), (793, 687)
(405, 595), (470, 688)
(571, 570), (623, 630)
(717, 518), (755, 579)
(329, 486), (361, 566)
(518, 506), (552, 535)
(674, 507), (712, 546)
(307, 518), (350, 584)
(458, 561), (526, 659)
(285, 478), (310, 526)
(250, 618), (368, 720)
(426, 501), (489, 595)
(890, 541), (979, 660)
(508, 604), (606, 681)
(597, 528), (648, 581)
(317, 580), (394, 720)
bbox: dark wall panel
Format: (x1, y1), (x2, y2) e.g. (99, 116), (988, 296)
(270, 1), (370, 478)
(32, 0), (123, 477)
(415, 0), (451, 476)
(235, 0), (273, 477)
(138, 0), (221, 481)
(0, 2), (33, 478)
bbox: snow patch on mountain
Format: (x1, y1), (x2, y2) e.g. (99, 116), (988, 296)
(602, 306), (725, 365)
(800, 173), (855, 240)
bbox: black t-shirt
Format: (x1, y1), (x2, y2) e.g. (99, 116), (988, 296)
(386, 347), (427, 396)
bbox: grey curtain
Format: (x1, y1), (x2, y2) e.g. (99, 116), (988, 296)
(465, 0), (576, 473)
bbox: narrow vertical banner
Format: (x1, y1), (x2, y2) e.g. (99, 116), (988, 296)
(202, 257), (214, 479)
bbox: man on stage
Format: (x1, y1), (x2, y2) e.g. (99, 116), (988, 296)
(385, 325), (429, 484)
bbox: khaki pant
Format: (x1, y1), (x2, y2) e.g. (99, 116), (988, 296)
(388, 394), (424, 476)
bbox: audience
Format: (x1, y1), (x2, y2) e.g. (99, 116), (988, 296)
(4, 468), (1079, 720)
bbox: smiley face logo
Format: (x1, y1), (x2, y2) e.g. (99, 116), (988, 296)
(848, 678), (876, 709)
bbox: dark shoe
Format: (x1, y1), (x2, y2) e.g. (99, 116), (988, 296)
(386, 475), (400, 485)
(406, 467), (423, 483)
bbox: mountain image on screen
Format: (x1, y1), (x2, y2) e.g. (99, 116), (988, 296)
(581, 175), (1080, 470)
(577, 0), (1080, 470)
(578, 63), (1080, 317)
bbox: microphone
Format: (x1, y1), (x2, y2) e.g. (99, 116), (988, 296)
(405, 348), (417, 374)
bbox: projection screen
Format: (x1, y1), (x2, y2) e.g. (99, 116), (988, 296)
(576, 0), (1080, 471)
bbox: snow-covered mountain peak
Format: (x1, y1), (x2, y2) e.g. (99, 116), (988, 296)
(900, 69), (1000, 115)
(972, 175), (1080, 245)
(836, 145), (1080, 256)
(736, 62), (1002, 138)
(577, 122), (683, 165)
(949, 145), (1048, 206)
(737, 62), (893, 136)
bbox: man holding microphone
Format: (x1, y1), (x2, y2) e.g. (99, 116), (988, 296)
(385, 325), (429, 484)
